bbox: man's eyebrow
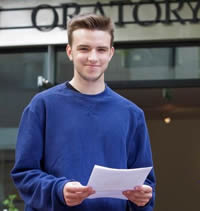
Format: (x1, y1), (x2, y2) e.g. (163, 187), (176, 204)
(77, 45), (109, 49)
(77, 45), (90, 48)
(97, 46), (109, 49)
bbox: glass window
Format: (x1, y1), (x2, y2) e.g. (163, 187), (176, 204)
(175, 47), (200, 79)
(106, 48), (171, 80)
(56, 46), (73, 83)
(106, 46), (200, 81)
(0, 48), (47, 210)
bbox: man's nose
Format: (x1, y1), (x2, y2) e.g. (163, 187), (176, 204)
(88, 50), (98, 62)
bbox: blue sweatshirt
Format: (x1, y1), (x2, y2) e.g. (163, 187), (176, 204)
(11, 83), (156, 211)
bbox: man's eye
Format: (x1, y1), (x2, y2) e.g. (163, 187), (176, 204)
(98, 48), (107, 52)
(80, 48), (88, 51)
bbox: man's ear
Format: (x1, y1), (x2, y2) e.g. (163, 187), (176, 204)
(66, 44), (73, 61)
(109, 46), (115, 61)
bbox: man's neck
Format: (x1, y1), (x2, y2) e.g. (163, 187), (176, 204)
(69, 78), (105, 95)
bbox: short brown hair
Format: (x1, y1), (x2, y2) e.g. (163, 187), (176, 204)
(67, 14), (114, 47)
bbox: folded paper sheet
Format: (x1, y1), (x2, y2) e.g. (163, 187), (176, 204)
(87, 165), (152, 200)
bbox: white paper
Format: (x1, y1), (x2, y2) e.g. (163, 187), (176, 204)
(87, 165), (152, 200)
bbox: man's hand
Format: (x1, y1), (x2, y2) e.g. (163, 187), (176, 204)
(63, 181), (95, 207)
(123, 185), (152, 207)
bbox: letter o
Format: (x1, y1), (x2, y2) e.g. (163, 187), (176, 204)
(31, 4), (58, 31)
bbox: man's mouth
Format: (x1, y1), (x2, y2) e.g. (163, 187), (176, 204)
(85, 64), (100, 67)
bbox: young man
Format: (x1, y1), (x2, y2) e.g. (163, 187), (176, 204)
(11, 14), (156, 211)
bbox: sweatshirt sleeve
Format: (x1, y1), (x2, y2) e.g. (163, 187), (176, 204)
(11, 98), (70, 210)
(127, 110), (156, 211)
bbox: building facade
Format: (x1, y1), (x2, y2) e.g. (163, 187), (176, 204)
(0, 0), (200, 210)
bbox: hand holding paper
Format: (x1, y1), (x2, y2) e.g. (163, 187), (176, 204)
(63, 181), (95, 207)
(87, 165), (152, 200)
(123, 184), (153, 206)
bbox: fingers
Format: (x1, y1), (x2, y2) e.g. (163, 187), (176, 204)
(63, 181), (95, 207)
(124, 190), (152, 200)
(66, 183), (91, 194)
(135, 185), (152, 193)
(66, 187), (93, 200)
(123, 185), (153, 207)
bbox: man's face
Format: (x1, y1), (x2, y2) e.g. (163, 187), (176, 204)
(66, 29), (114, 83)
